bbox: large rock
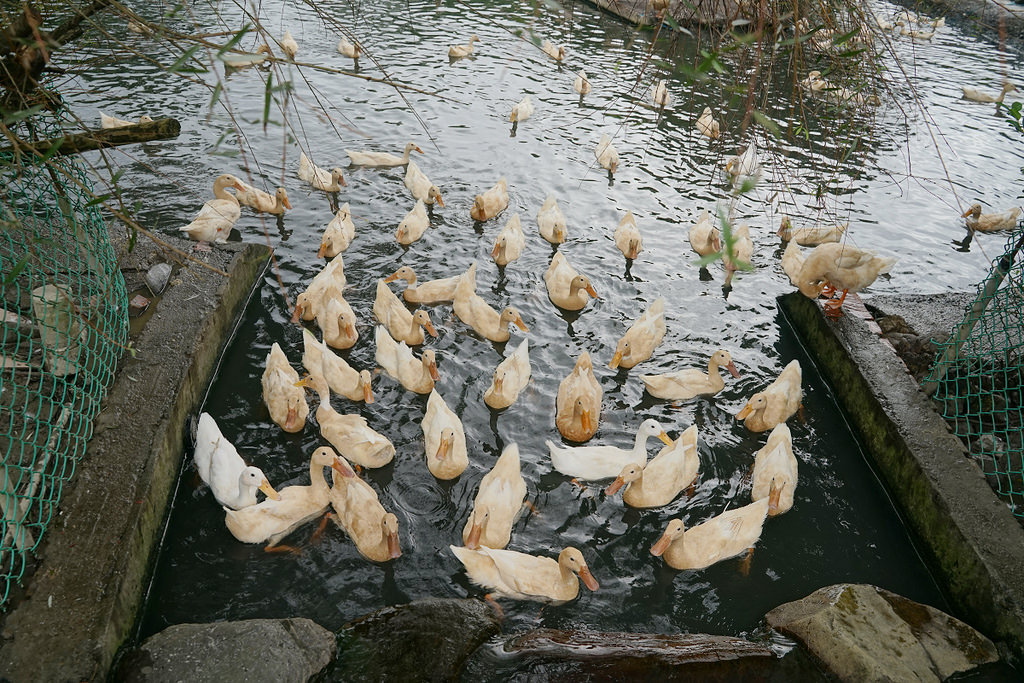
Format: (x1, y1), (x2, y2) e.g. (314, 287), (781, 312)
(116, 618), (335, 682)
(765, 584), (998, 682)
(326, 598), (500, 681)
(499, 629), (804, 680)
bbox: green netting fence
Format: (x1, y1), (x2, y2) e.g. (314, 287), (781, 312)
(925, 225), (1024, 518)
(0, 109), (128, 604)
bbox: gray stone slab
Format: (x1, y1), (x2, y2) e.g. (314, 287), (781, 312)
(766, 583), (998, 682)
(116, 618), (335, 683)
(0, 236), (272, 681)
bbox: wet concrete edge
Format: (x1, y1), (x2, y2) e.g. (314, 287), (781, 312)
(778, 291), (1024, 663)
(0, 241), (273, 681)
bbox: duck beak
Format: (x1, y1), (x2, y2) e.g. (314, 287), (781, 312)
(466, 520), (483, 549)
(414, 146), (424, 154)
(650, 532), (673, 557)
(736, 402), (754, 420)
(383, 272), (399, 283)
(514, 315), (529, 332)
(363, 383), (374, 404)
(435, 193), (445, 208)
(605, 476), (625, 496)
(490, 242), (502, 260)
(585, 283), (598, 298)
(580, 408), (592, 435)
(283, 196), (292, 210)
(346, 320), (358, 338)
(259, 479), (282, 501)
(493, 375), (504, 393)
(579, 566), (600, 591)
(658, 431), (673, 446)
(290, 302), (303, 323)
(768, 479), (784, 515)
(316, 242), (327, 259)
(424, 320), (438, 337)
(339, 174), (348, 187)
(332, 457), (356, 478)
(387, 531), (401, 559)
(285, 405), (299, 430)
(961, 208), (973, 218)
(609, 350), (623, 369)
(428, 359), (441, 381)
(435, 434), (451, 461)
(727, 361), (740, 378)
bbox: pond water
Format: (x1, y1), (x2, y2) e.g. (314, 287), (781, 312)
(64, 0), (1024, 658)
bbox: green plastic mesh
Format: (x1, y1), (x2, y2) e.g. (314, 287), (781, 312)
(925, 225), (1024, 517)
(0, 109), (128, 604)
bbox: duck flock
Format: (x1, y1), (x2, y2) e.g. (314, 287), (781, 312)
(140, 8), (1020, 609)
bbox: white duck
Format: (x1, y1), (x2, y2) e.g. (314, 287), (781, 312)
(613, 211), (643, 260)
(422, 390), (469, 480)
(651, 79), (671, 108)
(723, 223), (753, 287)
(509, 96), (535, 124)
(262, 342), (308, 433)
(491, 213), (525, 266)
(545, 251), (598, 311)
(548, 418), (672, 481)
(537, 195), (567, 244)
(236, 184), (291, 215)
(555, 351), (602, 443)
(318, 203), (356, 258)
(795, 243), (897, 315)
(373, 280), (438, 345)
(736, 359), (803, 432)
(605, 425), (699, 508)
(384, 265), (461, 305)
(337, 36), (361, 59)
(346, 142), (423, 167)
(462, 443), (527, 550)
(609, 298), (665, 370)
(725, 143), (761, 186)
(316, 295), (358, 350)
(374, 325), (439, 394)
(301, 329), (373, 403)
(751, 423), (797, 516)
(696, 107), (721, 139)
(329, 456), (401, 562)
(194, 413), (280, 509)
(483, 338), (530, 410)
(688, 210), (721, 257)
(781, 240), (805, 287)
(541, 40), (565, 61)
(450, 546), (599, 603)
(280, 30), (298, 59)
(179, 174), (245, 243)
(224, 447), (342, 546)
(100, 113), (154, 129)
(962, 80), (1017, 103)
(962, 203), (1022, 232)
(292, 255), (347, 323)
(296, 374), (395, 468)
(448, 35), (480, 59)
(298, 152), (346, 192)
(396, 200), (430, 245)
(650, 498), (770, 570)
(405, 161), (444, 206)
(595, 134), (619, 174)
(641, 349), (739, 401)
(471, 178), (509, 222)
(574, 70), (592, 96)
(777, 215), (847, 245)
(453, 263), (529, 342)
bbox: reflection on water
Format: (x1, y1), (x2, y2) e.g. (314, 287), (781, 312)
(62, 0), (1024, 644)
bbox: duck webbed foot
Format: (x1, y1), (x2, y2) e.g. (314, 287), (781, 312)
(311, 511), (333, 544)
(264, 543), (302, 554)
(738, 547), (755, 577)
(823, 289), (849, 318)
(484, 593), (505, 620)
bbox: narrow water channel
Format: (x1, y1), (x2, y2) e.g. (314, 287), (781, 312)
(64, 0), (1024, 651)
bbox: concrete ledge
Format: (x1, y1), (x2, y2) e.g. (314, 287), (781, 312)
(779, 292), (1024, 662)
(0, 239), (272, 681)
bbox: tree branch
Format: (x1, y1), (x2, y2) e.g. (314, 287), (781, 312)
(0, 117), (181, 158)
